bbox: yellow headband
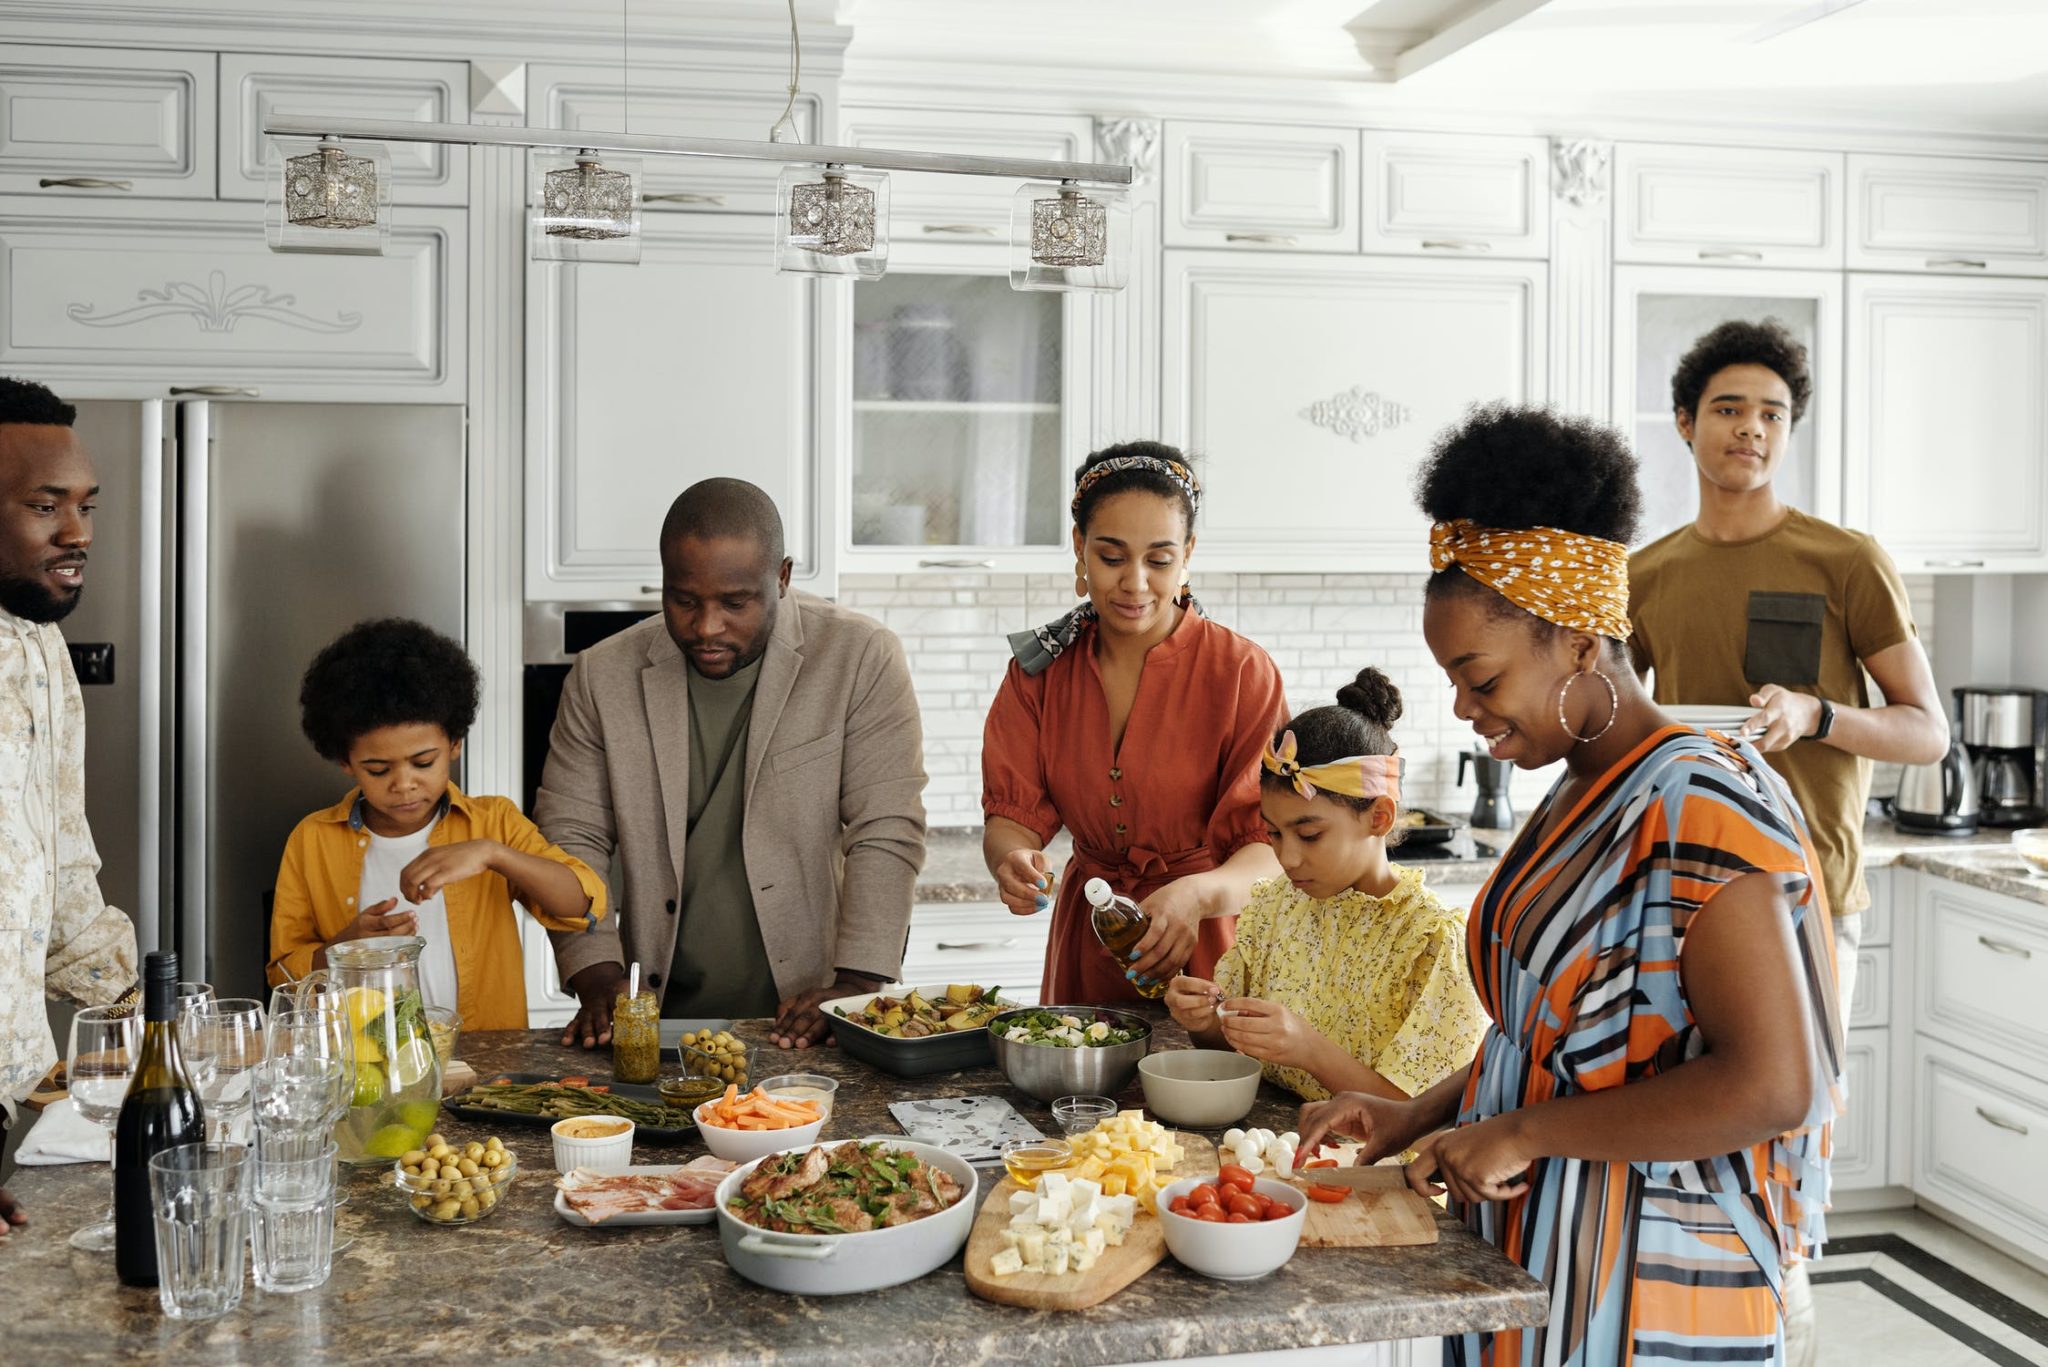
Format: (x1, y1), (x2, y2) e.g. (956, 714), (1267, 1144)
(1428, 518), (1632, 640)
(1261, 730), (1402, 803)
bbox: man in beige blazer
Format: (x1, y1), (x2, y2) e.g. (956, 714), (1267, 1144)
(536, 478), (927, 1049)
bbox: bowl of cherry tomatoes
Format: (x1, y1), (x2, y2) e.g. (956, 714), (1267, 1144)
(1155, 1163), (1308, 1280)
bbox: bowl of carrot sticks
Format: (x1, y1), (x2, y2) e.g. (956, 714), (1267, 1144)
(693, 1084), (827, 1162)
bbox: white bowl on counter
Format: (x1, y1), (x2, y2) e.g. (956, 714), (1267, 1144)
(713, 1139), (977, 1295)
(550, 1116), (634, 1174)
(1137, 1049), (1263, 1128)
(693, 1102), (826, 1164)
(1155, 1176), (1307, 1280)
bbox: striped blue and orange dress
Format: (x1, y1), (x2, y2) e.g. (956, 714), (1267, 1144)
(1450, 726), (1844, 1367)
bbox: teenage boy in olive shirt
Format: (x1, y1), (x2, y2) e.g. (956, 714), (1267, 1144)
(1627, 320), (1950, 1367)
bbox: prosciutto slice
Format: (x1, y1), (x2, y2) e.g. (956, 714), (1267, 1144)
(557, 1159), (736, 1224)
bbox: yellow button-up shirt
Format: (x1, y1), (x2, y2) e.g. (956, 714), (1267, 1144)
(267, 784), (608, 1031)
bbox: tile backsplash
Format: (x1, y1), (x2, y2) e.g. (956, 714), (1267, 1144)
(837, 571), (1939, 833)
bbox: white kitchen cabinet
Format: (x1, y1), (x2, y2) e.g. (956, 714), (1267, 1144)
(841, 106), (1093, 247)
(522, 916), (578, 1029)
(0, 44), (216, 200)
(1615, 143), (1844, 269)
(1913, 874), (2048, 1083)
(0, 195), (465, 402)
(1848, 945), (1889, 1029)
(527, 212), (836, 601)
(1611, 266), (1843, 547)
(534, 65), (824, 217)
(1360, 131), (1549, 260)
(217, 53), (469, 206)
(1164, 121), (1360, 253)
(1163, 251), (1545, 571)
(1833, 1028), (1889, 1191)
(1849, 153), (2048, 277)
(1912, 1037), (2048, 1263)
(898, 903), (1050, 1006)
(1845, 273), (2048, 571)
(1862, 865), (1894, 946)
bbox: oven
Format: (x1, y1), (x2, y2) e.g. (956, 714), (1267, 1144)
(522, 602), (660, 814)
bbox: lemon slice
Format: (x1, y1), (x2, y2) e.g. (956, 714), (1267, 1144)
(364, 1123), (421, 1160)
(345, 986), (389, 1031)
(351, 1062), (387, 1108)
(387, 1038), (436, 1092)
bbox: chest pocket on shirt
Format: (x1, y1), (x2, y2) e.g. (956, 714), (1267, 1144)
(1744, 591), (1826, 687)
(768, 730), (843, 776)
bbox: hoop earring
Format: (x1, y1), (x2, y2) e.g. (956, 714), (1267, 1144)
(1074, 559), (1089, 598)
(1557, 668), (1618, 744)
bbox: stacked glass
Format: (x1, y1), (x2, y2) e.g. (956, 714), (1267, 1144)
(148, 1143), (250, 1320)
(249, 1054), (348, 1289)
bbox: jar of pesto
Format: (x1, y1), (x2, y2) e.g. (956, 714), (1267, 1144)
(610, 989), (661, 1084)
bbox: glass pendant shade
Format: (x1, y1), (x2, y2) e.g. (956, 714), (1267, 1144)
(266, 136), (391, 254)
(529, 149), (642, 264)
(1010, 181), (1129, 293)
(776, 164), (889, 280)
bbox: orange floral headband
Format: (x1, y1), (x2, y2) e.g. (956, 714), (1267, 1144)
(1261, 730), (1402, 803)
(1428, 518), (1632, 640)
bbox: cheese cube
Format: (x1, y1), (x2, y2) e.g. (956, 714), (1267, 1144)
(999, 1228), (1022, 1251)
(1072, 1244), (1100, 1273)
(1082, 1226), (1107, 1260)
(1100, 1194), (1138, 1229)
(1038, 1172), (1071, 1201)
(990, 1248), (1025, 1276)
(1008, 1207), (1040, 1230)
(1019, 1230), (1047, 1267)
(1066, 1194), (1098, 1237)
(1036, 1188), (1071, 1224)
(1009, 1190), (1038, 1215)
(1043, 1238), (1071, 1276)
(1102, 1173), (1127, 1198)
(1095, 1213), (1127, 1246)
(1068, 1177), (1102, 1206)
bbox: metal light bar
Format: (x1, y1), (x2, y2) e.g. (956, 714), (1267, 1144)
(262, 116), (1134, 186)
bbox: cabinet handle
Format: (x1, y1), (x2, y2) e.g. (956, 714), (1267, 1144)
(1697, 248), (1764, 261)
(1975, 1106), (2031, 1136)
(642, 191), (727, 206)
(1225, 232), (1299, 246)
(935, 939), (1023, 951)
(639, 585), (664, 595)
(39, 176), (132, 191)
(1977, 934), (2033, 959)
(1927, 257), (1988, 270)
(1421, 239), (1493, 252)
(1927, 558), (1986, 569)
(917, 558), (995, 569)
(920, 223), (998, 236)
(168, 386), (260, 398)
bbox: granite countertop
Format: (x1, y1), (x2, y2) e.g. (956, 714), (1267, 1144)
(0, 1015), (1547, 1366)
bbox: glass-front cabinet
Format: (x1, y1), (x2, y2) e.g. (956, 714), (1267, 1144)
(1611, 266), (1843, 549)
(840, 258), (1092, 571)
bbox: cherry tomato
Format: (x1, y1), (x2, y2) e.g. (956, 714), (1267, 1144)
(1303, 1157), (1338, 1169)
(1169, 1197), (1194, 1216)
(1225, 1211), (1251, 1223)
(1194, 1204), (1227, 1222)
(1305, 1182), (1351, 1203)
(1223, 1189), (1262, 1220)
(1188, 1184), (1222, 1209)
(1259, 1196), (1291, 1221)
(1217, 1163), (1256, 1193)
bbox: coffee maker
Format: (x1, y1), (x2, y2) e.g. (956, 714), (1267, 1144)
(1955, 685), (2048, 828)
(1457, 749), (1515, 830)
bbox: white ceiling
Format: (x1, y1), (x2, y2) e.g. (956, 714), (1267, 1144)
(837, 0), (2048, 140)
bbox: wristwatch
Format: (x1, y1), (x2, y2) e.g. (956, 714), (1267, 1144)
(1806, 698), (1836, 742)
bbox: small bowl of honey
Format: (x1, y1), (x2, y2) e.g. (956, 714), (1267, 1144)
(1001, 1136), (1073, 1187)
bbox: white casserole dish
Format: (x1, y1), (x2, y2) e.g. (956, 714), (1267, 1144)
(713, 1138), (977, 1295)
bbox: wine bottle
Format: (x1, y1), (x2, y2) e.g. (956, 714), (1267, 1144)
(115, 949), (207, 1287)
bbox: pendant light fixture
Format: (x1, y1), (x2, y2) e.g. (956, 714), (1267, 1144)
(1010, 180), (1129, 293)
(266, 135), (390, 254)
(530, 149), (643, 264)
(776, 163), (889, 279)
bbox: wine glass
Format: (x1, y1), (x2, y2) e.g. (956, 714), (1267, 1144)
(175, 981), (214, 1015)
(187, 998), (266, 1144)
(66, 1004), (140, 1252)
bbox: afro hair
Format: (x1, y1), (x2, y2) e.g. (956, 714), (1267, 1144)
(1669, 318), (1812, 427)
(298, 618), (479, 764)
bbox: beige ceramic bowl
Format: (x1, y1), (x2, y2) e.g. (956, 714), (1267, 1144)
(1137, 1049), (1262, 1128)
(550, 1115), (635, 1174)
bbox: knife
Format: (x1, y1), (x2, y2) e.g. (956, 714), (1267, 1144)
(1288, 1162), (1411, 1191)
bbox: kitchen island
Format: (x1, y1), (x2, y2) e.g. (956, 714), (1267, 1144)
(1, 1015), (1547, 1366)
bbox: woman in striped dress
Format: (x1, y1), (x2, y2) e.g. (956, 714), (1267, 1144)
(1301, 406), (1844, 1367)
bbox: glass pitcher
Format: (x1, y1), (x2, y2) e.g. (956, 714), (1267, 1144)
(293, 936), (443, 1165)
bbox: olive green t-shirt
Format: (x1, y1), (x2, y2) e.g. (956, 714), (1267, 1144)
(1628, 507), (1917, 916)
(663, 657), (780, 1017)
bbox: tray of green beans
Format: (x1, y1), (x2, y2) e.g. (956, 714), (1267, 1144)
(444, 1073), (697, 1141)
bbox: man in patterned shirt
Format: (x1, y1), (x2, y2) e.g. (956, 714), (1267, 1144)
(0, 376), (137, 1237)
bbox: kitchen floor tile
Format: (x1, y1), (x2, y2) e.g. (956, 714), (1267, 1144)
(1813, 1225), (2048, 1366)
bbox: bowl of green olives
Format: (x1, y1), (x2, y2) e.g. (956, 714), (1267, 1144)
(393, 1133), (518, 1225)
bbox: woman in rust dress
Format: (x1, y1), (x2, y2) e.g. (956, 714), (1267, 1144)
(981, 442), (1287, 1005)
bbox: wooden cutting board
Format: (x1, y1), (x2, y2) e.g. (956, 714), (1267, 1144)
(1290, 1165), (1439, 1248)
(964, 1133), (1217, 1311)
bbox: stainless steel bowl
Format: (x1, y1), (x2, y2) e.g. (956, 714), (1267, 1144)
(987, 1005), (1152, 1102)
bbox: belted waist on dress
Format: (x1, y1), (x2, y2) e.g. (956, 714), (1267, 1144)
(1066, 841), (1217, 888)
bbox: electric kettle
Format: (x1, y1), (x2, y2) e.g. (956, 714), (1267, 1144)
(1892, 738), (1981, 837)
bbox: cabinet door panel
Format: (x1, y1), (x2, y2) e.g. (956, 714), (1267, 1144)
(0, 44), (214, 198)
(1913, 1040), (2048, 1255)
(1850, 154), (2048, 277)
(1165, 121), (1359, 252)
(843, 107), (1092, 247)
(1164, 253), (1544, 570)
(1831, 1029), (1887, 1191)
(1915, 877), (2048, 1077)
(0, 196), (462, 401)
(1616, 144), (1842, 268)
(1362, 131), (1548, 259)
(219, 53), (468, 205)
(1846, 274), (2048, 569)
(528, 215), (832, 599)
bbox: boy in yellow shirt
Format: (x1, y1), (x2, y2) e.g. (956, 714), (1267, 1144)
(267, 618), (608, 1030)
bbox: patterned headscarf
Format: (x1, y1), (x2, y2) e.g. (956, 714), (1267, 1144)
(1070, 454), (1202, 518)
(1261, 730), (1403, 803)
(1428, 518), (1632, 640)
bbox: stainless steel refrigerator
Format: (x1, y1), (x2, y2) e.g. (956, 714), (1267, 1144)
(61, 398), (466, 1001)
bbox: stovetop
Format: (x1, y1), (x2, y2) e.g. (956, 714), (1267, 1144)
(1401, 838), (1499, 862)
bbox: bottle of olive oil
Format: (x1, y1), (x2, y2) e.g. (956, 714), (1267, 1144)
(1085, 878), (1166, 1000)
(115, 950), (206, 1287)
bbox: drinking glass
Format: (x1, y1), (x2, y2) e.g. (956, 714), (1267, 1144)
(65, 1004), (140, 1252)
(185, 998), (266, 1144)
(175, 981), (214, 1015)
(266, 1009), (357, 1121)
(148, 1143), (250, 1321)
(1051, 1094), (1117, 1136)
(250, 1139), (338, 1294)
(252, 1057), (346, 1140)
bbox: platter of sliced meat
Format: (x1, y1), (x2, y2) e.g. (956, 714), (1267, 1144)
(553, 1157), (740, 1227)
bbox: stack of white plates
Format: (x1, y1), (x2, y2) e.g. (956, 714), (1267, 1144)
(1666, 704), (1760, 735)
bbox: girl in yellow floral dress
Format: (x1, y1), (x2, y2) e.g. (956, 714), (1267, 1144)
(1167, 668), (1488, 1102)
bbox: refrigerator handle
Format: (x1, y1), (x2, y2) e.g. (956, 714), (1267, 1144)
(178, 400), (211, 977)
(136, 401), (165, 953)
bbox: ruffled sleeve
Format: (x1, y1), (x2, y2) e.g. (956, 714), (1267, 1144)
(1372, 899), (1488, 1099)
(981, 660), (1061, 844)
